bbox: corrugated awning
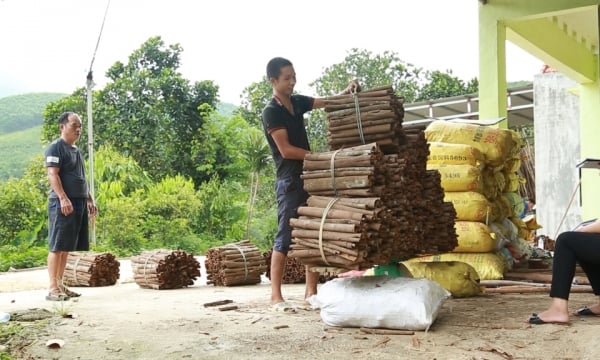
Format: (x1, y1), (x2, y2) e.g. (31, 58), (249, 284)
(403, 83), (533, 129)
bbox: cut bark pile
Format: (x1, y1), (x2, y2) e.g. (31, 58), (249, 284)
(324, 85), (405, 154)
(131, 249), (201, 290)
(288, 85), (458, 271)
(205, 240), (267, 286)
(63, 252), (120, 287)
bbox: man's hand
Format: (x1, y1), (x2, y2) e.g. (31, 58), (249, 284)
(341, 79), (361, 95)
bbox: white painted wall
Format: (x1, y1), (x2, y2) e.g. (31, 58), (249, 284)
(533, 72), (582, 239)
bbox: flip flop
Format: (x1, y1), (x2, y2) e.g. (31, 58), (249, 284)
(46, 289), (70, 302)
(270, 302), (296, 313)
(527, 313), (569, 325)
(576, 306), (600, 316)
(61, 287), (81, 298)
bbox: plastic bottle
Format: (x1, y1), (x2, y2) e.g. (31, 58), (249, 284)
(0, 312), (10, 323)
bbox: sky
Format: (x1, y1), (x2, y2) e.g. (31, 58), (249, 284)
(0, 0), (543, 105)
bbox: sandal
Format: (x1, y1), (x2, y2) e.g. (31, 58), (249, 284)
(61, 286), (81, 298)
(46, 289), (70, 301)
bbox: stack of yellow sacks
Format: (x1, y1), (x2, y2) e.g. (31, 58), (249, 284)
(404, 121), (531, 280)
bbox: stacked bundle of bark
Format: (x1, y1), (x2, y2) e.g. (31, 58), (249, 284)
(205, 240), (267, 286)
(287, 85), (458, 271)
(131, 249), (201, 289)
(63, 252), (120, 287)
(325, 85), (405, 154)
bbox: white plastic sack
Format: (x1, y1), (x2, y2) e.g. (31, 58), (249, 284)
(308, 276), (450, 331)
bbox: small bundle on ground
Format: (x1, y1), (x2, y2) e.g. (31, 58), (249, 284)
(131, 249), (201, 289)
(63, 252), (120, 287)
(205, 240), (267, 286)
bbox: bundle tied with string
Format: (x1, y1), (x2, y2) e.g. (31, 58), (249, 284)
(131, 249), (201, 290)
(324, 85), (404, 154)
(63, 252), (120, 287)
(205, 240), (267, 286)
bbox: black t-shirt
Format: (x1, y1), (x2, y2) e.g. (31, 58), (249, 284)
(261, 95), (314, 179)
(45, 138), (89, 199)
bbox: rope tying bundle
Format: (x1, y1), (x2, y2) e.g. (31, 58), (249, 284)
(230, 244), (249, 280)
(318, 197), (340, 265)
(351, 89), (365, 144)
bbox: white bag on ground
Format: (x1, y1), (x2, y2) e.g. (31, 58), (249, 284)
(307, 276), (450, 331)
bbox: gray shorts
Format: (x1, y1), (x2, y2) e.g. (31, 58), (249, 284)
(273, 176), (308, 255)
(47, 198), (90, 252)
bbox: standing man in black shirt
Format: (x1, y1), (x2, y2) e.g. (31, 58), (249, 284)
(44, 111), (97, 301)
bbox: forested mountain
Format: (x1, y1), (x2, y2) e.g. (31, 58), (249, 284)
(0, 92), (66, 134)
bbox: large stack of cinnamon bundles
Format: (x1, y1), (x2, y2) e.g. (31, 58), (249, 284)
(288, 85), (458, 271)
(131, 249), (200, 290)
(63, 252), (120, 287)
(205, 240), (267, 286)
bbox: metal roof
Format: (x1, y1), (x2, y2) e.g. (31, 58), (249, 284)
(402, 83), (534, 129)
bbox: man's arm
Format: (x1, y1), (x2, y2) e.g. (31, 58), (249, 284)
(270, 128), (310, 160)
(47, 166), (73, 216)
(313, 80), (361, 109)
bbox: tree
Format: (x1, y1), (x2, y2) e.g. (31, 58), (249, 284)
(95, 36), (220, 185)
(415, 70), (479, 102)
(311, 48), (423, 102)
(40, 36), (221, 187)
(237, 79), (272, 128)
(239, 128), (272, 239)
(190, 106), (251, 184)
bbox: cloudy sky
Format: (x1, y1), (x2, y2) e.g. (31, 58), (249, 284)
(0, 0), (542, 104)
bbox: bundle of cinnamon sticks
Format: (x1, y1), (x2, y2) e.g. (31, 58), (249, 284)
(324, 85), (404, 153)
(131, 249), (201, 290)
(63, 252), (120, 287)
(205, 240), (267, 286)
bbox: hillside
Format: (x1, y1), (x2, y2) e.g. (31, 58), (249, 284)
(0, 126), (44, 179)
(0, 92), (66, 134)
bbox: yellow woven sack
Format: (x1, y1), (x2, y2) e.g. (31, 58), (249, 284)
(424, 120), (517, 166)
(444, 191), (496, 222)
(405, 252), (505, 280)
(453, 221), (496, 253)
(427, 142), (485, 167)
(427, 164), (483, 193)
(399, 261), (482, 298)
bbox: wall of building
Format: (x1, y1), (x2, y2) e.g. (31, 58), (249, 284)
(534, 72), (582, 238)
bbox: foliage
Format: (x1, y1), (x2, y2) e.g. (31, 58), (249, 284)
(0, 178), (46, 246)
(238, 128), (272, 239)
(140, 175), (202, 250)
(94, 195), (145, 256)
(0, 92), (66, 134)
(416, 70), (479, 102)
(191, 109), (251, 183)
(193, 177), (247, 251)
(237, 78), (272, 127)
(0, 244), (47, 272)
(94, 36), (219, 186)
(93, 145), (153, 207)
(311, 48), (423, 102)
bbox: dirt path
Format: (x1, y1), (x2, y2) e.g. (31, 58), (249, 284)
(2, 260), (600, 360)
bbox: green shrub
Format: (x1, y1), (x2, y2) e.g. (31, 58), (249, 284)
(0, 245), (47, 272)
